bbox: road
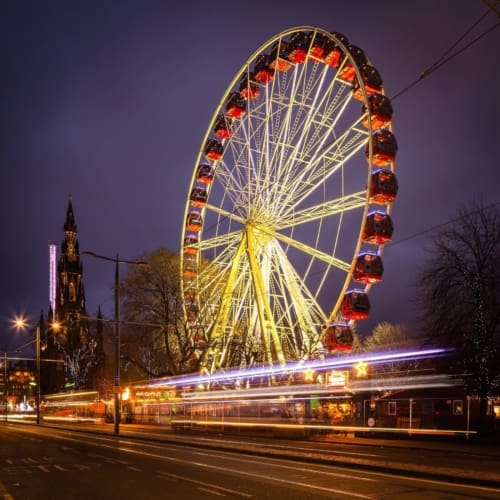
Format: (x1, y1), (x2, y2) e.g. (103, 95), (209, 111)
(0, 423), (499, 499)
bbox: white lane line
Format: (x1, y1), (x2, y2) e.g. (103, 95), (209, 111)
(198, 486), (226, 497)
(26, 431), (375, 498)
(156, 474), (177, 482)
(157, 471), (252, 498)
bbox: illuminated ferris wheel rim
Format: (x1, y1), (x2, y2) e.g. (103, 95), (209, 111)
(180, 26), (398, 369)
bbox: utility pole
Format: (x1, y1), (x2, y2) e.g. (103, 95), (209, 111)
(82, 251), (147, 435)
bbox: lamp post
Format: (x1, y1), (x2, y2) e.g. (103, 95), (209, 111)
(82, 251), (147, 436)
(13, 318), (41, 424)
(36, 323), (40, 425)
(2, 351), (7, 421)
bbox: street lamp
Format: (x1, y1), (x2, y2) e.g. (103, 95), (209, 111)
(82, 251), (147, 436)
(13, 317), (41, 425)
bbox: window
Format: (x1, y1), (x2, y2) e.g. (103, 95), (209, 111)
(388, 401), (396, 415)
(453, 400), (463, 415)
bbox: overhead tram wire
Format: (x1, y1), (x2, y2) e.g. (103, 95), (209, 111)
(385, 200), (500, 249)
(383, 3), (500, 246)
(304, 7), (499, 164)
(482, 0), (500, 17)
(390, 3), (500, 102)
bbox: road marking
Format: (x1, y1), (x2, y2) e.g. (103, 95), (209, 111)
(89, 454), (128, 465)
(156, 474), (176, 482)
(198, 486), (226, 496)
(30, 431), (372, 498)
(157, 471), (252, 498)
(1, 463), (90, 474)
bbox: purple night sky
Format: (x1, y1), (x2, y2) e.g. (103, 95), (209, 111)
(1, 1), (499, 351)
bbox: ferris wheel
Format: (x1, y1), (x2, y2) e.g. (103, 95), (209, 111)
(180, 27), (398, 374)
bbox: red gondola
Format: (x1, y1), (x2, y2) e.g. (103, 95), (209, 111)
(341, 289), (370, 320)
(366, 129), (398, 166)
(191, 330), (207, 349)
(183, 252), (196, 265)
(186, 211), (202, 232)
(253, 54), (274, 83)
(323, 32), (349, 68)
(183, 235), (198, 255)
(204, 139), (223, 161)
(352, 65), (383, 101)
(214, 114), (232, 139)
(185, 296), (199, 315)
(269, 40), (292, 72)
(353, 252), (384, 283)
(338, 45), (367, 83)
(286, 31), (309, 63)
(196, 163), (214, 184)
(183, 267), (196, 279)
(226, 92), (247, 118)
(324, 322), (353, 351)
(239, 73), (260, 99)
(190, 188), (208, 208)
(370, 168), (398, 204)
(307, 32), (328, 61)
(362, 211), (394, 244)
(361, 93), (393, 130)
(183, 277), (195, 291)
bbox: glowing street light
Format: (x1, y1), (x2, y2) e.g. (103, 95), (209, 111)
(82, 251), (147, 436)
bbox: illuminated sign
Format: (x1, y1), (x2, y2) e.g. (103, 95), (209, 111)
(49, 243), (57, 314)
(326, 370), (347, 388)
(135, 390), (176, 401)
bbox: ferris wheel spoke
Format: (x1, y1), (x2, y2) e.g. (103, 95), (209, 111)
(266, 72), (351, 204)
(254, 120), (368, 218)
(196, 228), (242, 253)
(271, 229), (351, 272)
(271, 240), (326, 330)
(209, 236), (247, 341)
(245, 226), (286, 366)
(204, 203), (246, 227)
(279, 128), (369, 214)
(276, 191), (367, 230)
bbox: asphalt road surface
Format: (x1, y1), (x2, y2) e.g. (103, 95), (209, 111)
(1, 423), (499, 499)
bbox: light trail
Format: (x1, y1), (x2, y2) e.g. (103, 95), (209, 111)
(142, 347), (453, 389)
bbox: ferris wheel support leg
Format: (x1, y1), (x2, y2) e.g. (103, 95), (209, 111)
(206, 237), (248, 371)
(246, 225), (286, 366)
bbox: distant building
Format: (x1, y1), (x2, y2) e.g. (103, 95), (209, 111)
(5, 361), (36, 409)
(42, 196), (104, 393)
(56, 195), (87, 325)
(0, 357), (8, 405)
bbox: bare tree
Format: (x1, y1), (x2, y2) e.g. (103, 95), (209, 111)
(363, 322), (420, 375)
(119, 248), (199, 378)
(417, 201), (500, 427)
(49, 312), (105, 391)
